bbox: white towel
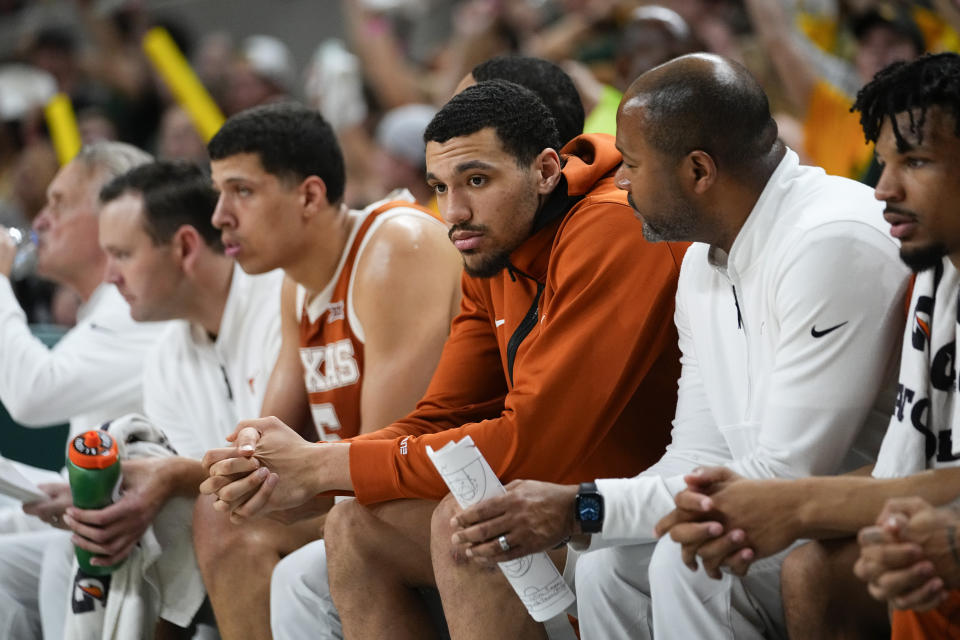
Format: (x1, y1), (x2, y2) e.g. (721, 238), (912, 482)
(63, 413), (206, 640)
(874, 260), (960, 477)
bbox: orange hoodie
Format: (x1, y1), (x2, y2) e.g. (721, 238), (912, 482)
(349, 134), (687, 503)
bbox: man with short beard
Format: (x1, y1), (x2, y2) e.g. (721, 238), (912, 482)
(201, 79), (686, 639)
(658, 52), (960, 640)
(448, 54), (910, 640)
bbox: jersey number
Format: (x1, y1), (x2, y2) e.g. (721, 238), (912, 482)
(311, 403), (342, 441)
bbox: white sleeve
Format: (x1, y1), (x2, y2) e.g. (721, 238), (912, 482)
(586, 265), (732, 548)
(0, 278), (155, 426)
(727, 227), (908, 480)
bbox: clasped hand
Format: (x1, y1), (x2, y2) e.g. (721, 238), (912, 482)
(854, 497), (960, 611)
(199, 416), (326, 524)
(655, 466), (799, 579)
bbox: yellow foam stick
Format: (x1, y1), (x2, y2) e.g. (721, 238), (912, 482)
(44, 93), (82, 166)
(143, 26), (225, 142)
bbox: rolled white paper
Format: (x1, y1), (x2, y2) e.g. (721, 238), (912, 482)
(426, 436), (575, 622)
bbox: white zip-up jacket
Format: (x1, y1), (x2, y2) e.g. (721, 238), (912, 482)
(591, 149), (911, 546)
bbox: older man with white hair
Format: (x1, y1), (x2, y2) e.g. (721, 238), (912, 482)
(0, 142), (166, 639)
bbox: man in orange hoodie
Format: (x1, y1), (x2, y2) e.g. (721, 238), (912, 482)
(201, 79), (686, 638)
(448, 55), (908, 640)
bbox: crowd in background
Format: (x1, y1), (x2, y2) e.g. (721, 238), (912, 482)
(0, 0), (954, 470)
(2, 0), (958, 286)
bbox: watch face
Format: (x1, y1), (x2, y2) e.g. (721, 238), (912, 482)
(579, 495), (602, 521)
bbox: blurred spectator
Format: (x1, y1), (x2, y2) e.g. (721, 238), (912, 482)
(0, 64), (56, 229)
(157, 105), (208, 164)
(305, 38), (380, 207)
(18, 5), (171, 150)
(224, 35), (295, 115)
(304, 38), (367, 131)
(7, 142), (59, 326)
(373, 103), (436, 207)
(192, 30), (235, 108)
(745, 0), (924, 182)
(575, 5), (698, 135)
(614, 5), (697, 91)
(10, 142), (58, 225)
(669, 0), (747, 62)
(850, 4), (925, 84)
(0, 64), (56, 130)
(77, 106), (118, 145)
(341, 0), (431, 107)
(22, 25), (81, 97)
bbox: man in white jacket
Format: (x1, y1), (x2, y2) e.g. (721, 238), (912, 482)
(34, 161), (284, 638)
(444, 53), (909, 639)
(0, 142), (164, 638)
(657, 52), (960, 640)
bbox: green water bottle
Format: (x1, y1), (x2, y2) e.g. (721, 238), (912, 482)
(67, 430), (122, 575)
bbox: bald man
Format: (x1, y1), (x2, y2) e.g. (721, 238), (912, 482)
(447, 54), (909, 639)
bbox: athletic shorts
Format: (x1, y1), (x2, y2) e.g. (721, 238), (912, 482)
(892, 591), (960, 639)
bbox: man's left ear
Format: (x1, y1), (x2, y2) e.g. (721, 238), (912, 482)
(300, 176), (330, 218)
(535, 148), (563, 194)
(173, 225), (201, 271)
(685, 151), (717, 195)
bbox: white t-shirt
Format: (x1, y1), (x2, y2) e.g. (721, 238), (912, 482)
(142, 266), (283, 459)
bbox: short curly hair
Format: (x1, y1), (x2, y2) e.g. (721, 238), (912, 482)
(208, 102), (345, 204)
(853, 53), (960, 149)
(424, 80), (560, 167)
(471, 56), (584, 144)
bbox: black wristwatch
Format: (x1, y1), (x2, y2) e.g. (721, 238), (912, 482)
(575, 481), (604, 534)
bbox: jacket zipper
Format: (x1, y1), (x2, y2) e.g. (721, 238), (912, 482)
(731, 285), (742, 329)
(730, 280), (751, 411)
(505, 266), (544, 387)
(220, 363), (234, 401)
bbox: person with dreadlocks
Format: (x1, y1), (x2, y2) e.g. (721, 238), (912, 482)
(655, 52), (960, 640)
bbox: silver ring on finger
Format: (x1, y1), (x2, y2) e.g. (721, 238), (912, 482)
(498, 534), (511, 552)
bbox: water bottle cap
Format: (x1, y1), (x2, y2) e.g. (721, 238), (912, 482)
(68, 430), (118, 469)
